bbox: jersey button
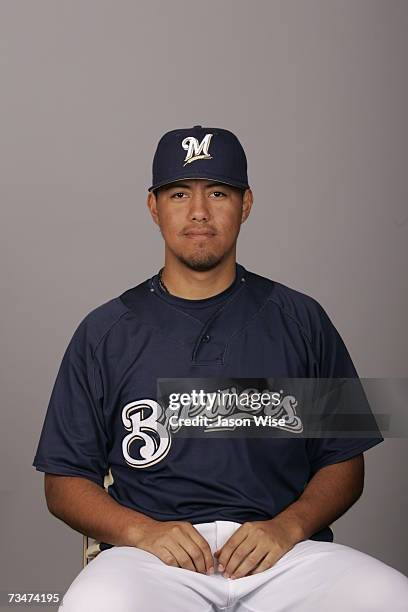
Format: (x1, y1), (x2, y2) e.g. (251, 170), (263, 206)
(201, 334), (211, 343)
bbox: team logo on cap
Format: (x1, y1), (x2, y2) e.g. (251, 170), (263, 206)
(182, 133), (213, 166)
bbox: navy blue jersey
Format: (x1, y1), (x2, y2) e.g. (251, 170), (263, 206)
(32, 262), (383, 550)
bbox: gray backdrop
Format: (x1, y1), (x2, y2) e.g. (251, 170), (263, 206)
(1, 0), (407, 609)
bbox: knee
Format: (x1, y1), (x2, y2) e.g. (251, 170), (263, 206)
(342, 564), (408, 611)
(59, 579), (134, 612)
(368, 568), (408, 611)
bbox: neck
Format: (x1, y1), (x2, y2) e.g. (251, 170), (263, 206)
(160, 256), (237, 300)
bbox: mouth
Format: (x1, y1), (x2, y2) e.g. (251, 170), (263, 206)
(183, 232), (216, 239)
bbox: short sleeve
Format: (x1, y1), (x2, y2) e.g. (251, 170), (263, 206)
(32, 317), (108, 487)
(306, 302), (384, 476)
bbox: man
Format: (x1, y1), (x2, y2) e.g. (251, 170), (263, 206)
(33, 125), (408, 611)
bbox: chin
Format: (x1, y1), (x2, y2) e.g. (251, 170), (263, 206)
(175, 251), (226, 272)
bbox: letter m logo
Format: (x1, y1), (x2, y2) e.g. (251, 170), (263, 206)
(181, 133), (213, 166)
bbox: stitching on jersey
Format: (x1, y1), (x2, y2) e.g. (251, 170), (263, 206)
(309, 439), (382, 474)
(191, 282), (247, 363)
(191, 360), (224, 366)
(220, 292), (319, 370)
(93, 283), (320, 370)
(135, 320), (194, 350)
(150, 276), (246, 327)
(266, 295), (319, 367)
(33, 462), (104, 488)
(100, 309), (194, 352)
(91, 309), (130, 360)
(150, 295), (207, 326)
(219, 291), (273, 360)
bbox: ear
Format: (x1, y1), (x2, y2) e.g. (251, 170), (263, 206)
(241, 188), (253, 224)
(147, 191), (160, 226)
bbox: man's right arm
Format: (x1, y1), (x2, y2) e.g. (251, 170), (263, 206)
(44, 474), (155, 548)
(44, 473), (215, 574)
(37, 320), (214, 572)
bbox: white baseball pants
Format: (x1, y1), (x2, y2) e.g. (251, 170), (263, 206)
(59, 520), (408, 611)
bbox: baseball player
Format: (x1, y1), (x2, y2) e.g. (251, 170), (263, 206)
(33, 125), (408, 611)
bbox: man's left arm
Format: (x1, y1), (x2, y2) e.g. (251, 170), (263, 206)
(214, 454), (364, 579)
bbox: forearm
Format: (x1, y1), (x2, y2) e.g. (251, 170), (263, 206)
(269, 455), (365, 545)
(45, 475), (155, 547)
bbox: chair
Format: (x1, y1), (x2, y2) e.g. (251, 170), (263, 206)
(82, 468), (114, 568)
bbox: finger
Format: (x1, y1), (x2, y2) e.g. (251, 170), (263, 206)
(158, 544), (183, 569)
(248, 552), (276, 576)
(165, 523), (209, 573)
(229, 547), (269, 579)
(163, 541), (198, 573)
(223, 540), (259, 578)
(216, 526), (248, 573)
(176, 533), (211, 574)
(186, 526), (215, 574)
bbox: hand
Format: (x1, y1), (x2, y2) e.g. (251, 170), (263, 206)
(214, 519), (298, 579)
(132, 519), (215, 575)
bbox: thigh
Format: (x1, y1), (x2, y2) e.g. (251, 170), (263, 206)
(231, 540), (408, 612)
(59, 544), (218, 612)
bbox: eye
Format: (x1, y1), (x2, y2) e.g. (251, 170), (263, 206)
(171, 192), (187, 199)
(211, 191), (226, 198)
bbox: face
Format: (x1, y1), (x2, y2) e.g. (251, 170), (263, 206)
(147, 179), (253, 272)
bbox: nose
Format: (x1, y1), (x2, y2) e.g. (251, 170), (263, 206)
(189, 189), (211, 222)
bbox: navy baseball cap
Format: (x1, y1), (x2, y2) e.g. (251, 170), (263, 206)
(148, 125), (250, 193)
